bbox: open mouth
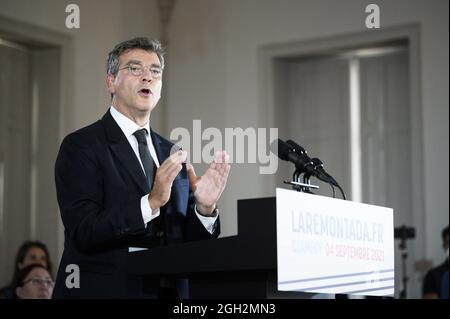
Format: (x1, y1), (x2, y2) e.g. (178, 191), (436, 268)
(138, 88), (151, 97)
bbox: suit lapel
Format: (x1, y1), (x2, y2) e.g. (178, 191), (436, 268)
(102, 111), (149, 195)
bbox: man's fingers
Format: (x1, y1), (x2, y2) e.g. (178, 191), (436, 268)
(159, 150), (186, 171)
(207, 150), (231, 177)
(222, 163), (231, 177)
(154, 150), (187, 186)
(165, 151), (185, 178)
(216, 162), (230, 176)
(213, 150), (229, 164)
(167, 163), (183, 182)
(171, 150), (187, 163)
(167, 150), (187, 164)
(214, 150), (226, 164)
(224, 152), (230, 163)
(216, 164), (230, 183)
(187, 163), (197, 180)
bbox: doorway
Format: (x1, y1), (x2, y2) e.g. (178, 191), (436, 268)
(0, 16), (72, 289)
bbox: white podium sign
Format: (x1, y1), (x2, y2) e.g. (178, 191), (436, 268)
(276, 188), (394, 296)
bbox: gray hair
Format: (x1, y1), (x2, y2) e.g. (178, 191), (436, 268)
(106, 37), (165, 76)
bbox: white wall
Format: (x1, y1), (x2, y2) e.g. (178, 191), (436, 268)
(0, 0), (162, 133)
(167, 0), (448, 271)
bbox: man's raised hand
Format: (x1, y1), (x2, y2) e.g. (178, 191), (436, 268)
(187, 151), (231, 215)
(149, 150), (187, 211)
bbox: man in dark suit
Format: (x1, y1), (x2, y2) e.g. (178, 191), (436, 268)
(52, 37), (230, 298)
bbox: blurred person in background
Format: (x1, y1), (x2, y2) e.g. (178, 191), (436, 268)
(0, 240), (52, 299)
(423, 226), (449, 299)
(13, 264), (54, 299)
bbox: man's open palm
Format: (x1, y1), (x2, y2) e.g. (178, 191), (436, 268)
(187, 151), (230, 214)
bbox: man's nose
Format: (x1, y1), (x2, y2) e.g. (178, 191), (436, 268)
(141, 68), (153, 82)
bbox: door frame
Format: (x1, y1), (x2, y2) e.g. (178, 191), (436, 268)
(0, 14), (74, 277)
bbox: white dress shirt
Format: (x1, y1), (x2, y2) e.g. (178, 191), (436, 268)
(109, 106), (218, 239)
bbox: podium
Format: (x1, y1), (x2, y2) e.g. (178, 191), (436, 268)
(128, 197), (282, 299)
(128, 189), (395, 298)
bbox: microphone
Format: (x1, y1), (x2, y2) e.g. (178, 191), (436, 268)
(275, 139), (315, 174)
(311, 157), (338, 186)
(286, 139), (307, 155)
(275, 138), (346, 199)
(311, 157), (345, 199)
(285, 139), (315, 172)
(282, 139), (338, 186)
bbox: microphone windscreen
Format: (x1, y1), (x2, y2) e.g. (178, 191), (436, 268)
(286, 140), (306, 154)
(271, 138), (291, 161)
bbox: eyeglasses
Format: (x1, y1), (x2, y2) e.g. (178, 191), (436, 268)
(23, 277), (54, 288)
(119, 63), (163, 79)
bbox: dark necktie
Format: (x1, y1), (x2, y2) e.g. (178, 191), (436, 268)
(133, 129), (155, 189)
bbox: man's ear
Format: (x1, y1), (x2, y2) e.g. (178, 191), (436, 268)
(106, 74), (116, 95)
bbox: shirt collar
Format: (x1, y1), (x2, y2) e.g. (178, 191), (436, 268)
(110, 106), (151, 139)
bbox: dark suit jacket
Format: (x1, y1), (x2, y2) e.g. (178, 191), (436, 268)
(52, 110), (220, 298)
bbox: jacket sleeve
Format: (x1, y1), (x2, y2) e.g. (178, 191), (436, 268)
(184, 192), (221, 241)
(55, 133), (146, 254)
